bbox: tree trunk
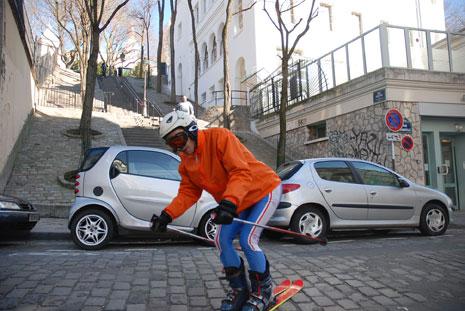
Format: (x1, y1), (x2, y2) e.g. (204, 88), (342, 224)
(146, 27), (151, 86)
(277, 57), (289, 168)
(156, 0), (165, 93)
(79, 27), (100, 156)
(169, 0), (177, 103)
(139, 28), (144, 78)
(187, 0), (200, 115)
(222, 0), (234, 129)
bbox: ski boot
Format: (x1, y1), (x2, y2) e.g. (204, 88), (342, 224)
(241, 261), (273, 311)
(220, 258), (250, 311)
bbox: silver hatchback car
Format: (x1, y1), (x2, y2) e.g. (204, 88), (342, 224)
(68, 146), (218, 250)
(268, 158), (454, 242)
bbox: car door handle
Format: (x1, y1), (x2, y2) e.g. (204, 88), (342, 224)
(370, 191), (377, 195)
(324, 188), (332, 193)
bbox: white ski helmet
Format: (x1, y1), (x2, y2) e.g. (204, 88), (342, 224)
(159, 110), (198, 139)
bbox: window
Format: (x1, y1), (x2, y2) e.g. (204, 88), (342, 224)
(80, 147), (109, 171)
(201, 92), (207, 105)
(195, 5), (199, 24)
(352, 162), (399, 187)
(177, 23), (182, 40)
(351, 12), (362, 36)
(277, 161), (303, 180)
(238, 0), (243, 30)
(203, 47), (209, 71)
(112, 152), (128, 174)
(307, 122), (326, 141)
(127, 151), (181, 181)
(211, 36), (217, 62)
(320, 4), (333, 32)
(314, 161), (356, 183)
(209, 85), (215, 102)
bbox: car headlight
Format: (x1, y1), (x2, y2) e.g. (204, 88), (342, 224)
(0, 201), (21, 210)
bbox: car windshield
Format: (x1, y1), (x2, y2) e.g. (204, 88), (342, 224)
(277, 161), (303, 180)
(80, 147), (109, 171)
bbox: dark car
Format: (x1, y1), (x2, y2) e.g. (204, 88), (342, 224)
(0, 195), (40, 231)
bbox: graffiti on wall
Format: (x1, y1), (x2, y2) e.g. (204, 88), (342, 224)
(328, 128), (387, 166)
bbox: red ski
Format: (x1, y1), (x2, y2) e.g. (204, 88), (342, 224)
(272, 279), (291, 298)
(268, 279), (304, 311)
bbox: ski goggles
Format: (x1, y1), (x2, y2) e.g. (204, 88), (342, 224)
(165, 131), (189, 151)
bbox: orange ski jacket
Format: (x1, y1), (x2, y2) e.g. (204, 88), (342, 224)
(163, 128), (281, 220)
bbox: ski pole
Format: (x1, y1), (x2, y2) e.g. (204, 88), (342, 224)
(166, 225), (244, 251)
(232, 218), (328, 246)
(167, 225), (216, 246)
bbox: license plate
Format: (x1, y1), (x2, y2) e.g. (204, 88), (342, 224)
(29, 214), (40, 222)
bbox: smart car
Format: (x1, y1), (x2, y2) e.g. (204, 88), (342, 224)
(68, 146), (218, 250)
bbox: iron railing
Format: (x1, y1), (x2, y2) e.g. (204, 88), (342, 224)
(250, 24), (465, 119)
(206, 90), (248, 107)
(119, 77), (163, 118)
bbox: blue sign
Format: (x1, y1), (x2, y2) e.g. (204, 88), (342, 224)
(373, 89), (386, 103)
(400, 118), (412, 133)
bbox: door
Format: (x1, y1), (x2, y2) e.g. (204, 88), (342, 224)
(351, 161), (416, 221)
(313, 160), (368, 220)
(110, 150), (196, 227)
(440, 136), (459, 207)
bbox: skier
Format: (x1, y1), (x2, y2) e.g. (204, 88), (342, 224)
(151, 110), (282, 311)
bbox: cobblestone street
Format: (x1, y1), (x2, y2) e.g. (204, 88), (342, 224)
(1, 215), (465, 311)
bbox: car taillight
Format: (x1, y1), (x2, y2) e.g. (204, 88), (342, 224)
(75, 174), (80, 180)
(282, 183), (300, 194)
(75, 188), (79, 194)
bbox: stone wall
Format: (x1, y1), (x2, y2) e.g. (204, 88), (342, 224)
(266, 101), (425, 184)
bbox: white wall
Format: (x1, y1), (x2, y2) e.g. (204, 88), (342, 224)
(0, 2), (37, 191)
(173, 0), (446, 107)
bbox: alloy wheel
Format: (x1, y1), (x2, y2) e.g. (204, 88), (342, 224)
(426, 208), (445, 233)
(298, 212), (323, 237)
(75, 214), (109, 247)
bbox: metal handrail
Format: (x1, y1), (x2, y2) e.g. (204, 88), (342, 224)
(249, 23), (465, 119)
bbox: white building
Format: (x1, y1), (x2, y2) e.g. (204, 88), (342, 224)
(173, 0), (446, 107)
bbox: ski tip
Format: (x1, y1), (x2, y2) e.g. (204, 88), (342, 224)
(292, 279), (304, 287)
(281, 279), (292, 287)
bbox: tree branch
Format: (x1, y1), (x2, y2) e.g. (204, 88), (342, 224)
(100, 0), (130, 32)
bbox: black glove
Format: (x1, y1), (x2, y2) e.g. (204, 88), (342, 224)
(150, 211), (172, 233)
(212, 200), (237, 225)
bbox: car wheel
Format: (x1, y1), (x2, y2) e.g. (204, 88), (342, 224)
(290, 206), (327, 244)
(70, 209), (114, 250)
(419, 203), (448, 236)
(198, 212), (217, 245)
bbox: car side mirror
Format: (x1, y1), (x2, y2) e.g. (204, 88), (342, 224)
(109, 165), (121, 179)
(398, 178), (410, 188)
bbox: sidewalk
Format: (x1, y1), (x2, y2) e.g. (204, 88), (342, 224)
(32, 209), (465, 235)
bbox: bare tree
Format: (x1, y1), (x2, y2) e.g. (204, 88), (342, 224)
(80, 0), (129, 154)
(131, 0), (155, 80)
(156, 0), (166, 92)
(263, 0), (318, 167)
(169, 0), (178, 103)
(445, 0), (465, 32)
(221, 0), (234, 129)
(101, 12), (132, 71)
(186, 0), (200, 114)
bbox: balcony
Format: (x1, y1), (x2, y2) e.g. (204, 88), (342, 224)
(250, 24), (465, 119)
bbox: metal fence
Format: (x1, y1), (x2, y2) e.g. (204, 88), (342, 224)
(37, 87), (80, 109)
(207, 90), (248, 107)
(250, 24), (465, 119)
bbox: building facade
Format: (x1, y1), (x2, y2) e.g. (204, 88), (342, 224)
(173, 0), (446, 107)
